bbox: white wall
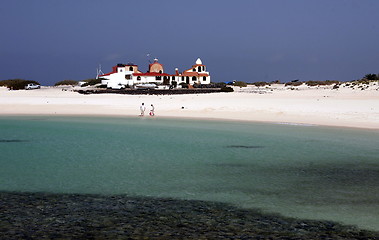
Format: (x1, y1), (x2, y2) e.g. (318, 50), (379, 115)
(101, 68), (135, 88)
(102, 69), (210, 88)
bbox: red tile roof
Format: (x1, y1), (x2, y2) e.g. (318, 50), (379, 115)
(100, 62), (208, 78)
(133, 72), (173, 77)
(182, 72), (209, 77)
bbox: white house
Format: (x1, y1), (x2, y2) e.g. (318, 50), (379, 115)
(100, 58), (211, 89)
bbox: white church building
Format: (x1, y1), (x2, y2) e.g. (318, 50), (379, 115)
(99, 58), (211, 89)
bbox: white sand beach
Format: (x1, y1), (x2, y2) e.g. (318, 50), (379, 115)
(1, 83), (379, 129)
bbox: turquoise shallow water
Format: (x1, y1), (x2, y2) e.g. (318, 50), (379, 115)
(0, 116), (378, 231)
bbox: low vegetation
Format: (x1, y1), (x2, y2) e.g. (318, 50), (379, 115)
(54, 80), (79, 86)
(212, 82), (227, 88)
(356, 79), (373, 84)
(284, 81), (303, 86)
(233, 81), (247, 87)
(0, 79), (40, 90)
(252, 82), (271, 87)
(284, 80), (340, 87)
(305, 80), (339, 86)
(364, 73), (379, 80)
(341, 74), (379, 90)
(353, 79), (377, 85)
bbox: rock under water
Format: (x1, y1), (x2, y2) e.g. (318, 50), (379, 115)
(0, 192), (377, 239)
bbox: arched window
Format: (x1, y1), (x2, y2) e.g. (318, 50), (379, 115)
(137, 76), (141, 80)
(159, 70), (162, 74)
(192, 76), (197, 81)
(193, 68), (196, 72)
(172, 76), (175, 80)
(203, 76), (206, 81)
(198, 66), (201, 72)
(129, 66), (133, 71)
(202, 66), (205, 71)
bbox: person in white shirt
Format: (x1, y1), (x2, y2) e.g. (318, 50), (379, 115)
(139, 103), (146, 116)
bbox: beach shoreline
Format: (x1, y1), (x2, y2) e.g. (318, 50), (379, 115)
(1, 84), (378, 130)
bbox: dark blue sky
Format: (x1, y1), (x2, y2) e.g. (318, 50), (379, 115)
(1, 0), (379, 85)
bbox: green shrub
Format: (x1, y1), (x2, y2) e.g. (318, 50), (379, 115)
(213, 82), (227, 88)
(364, 74), (379, 80)
(354, 78), (378, 85)
(325, 80), (339, 85)
(0, 79), (40, 90)
(234, 81), (247, 87)
(54, 80), (78, 86)
(253, 82), (270, 87)
(285, 81), (303, 86)
(305, 80), (339, 86)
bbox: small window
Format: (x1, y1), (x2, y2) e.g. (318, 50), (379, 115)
(181, 76), (184, 81)
(192, 76), (197, 81)
(125, 75), (131, 80)
(119, 69), (123, 72)
(202, 66), (205, 71)
(129, 66), (133, 71)
(137, 76), (141, 81)
(198, 66), (201, 72)
(156, 76), (162, 80)
(193, 68), (196, 72)
(159, 70), (162, 74)
(172, 76), (175, 80)
(203, 76), (206, 81)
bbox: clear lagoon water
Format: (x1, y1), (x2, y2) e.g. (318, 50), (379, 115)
(0, 116), (378, 231)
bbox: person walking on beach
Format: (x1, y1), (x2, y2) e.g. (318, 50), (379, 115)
(139, 103), (146, 116)
(149, 104), (155, 116)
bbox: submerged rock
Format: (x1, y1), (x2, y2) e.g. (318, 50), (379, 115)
(0, 192), (378, 239)
(226, 145), (265, 149)
(0, 140), (29, 143)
